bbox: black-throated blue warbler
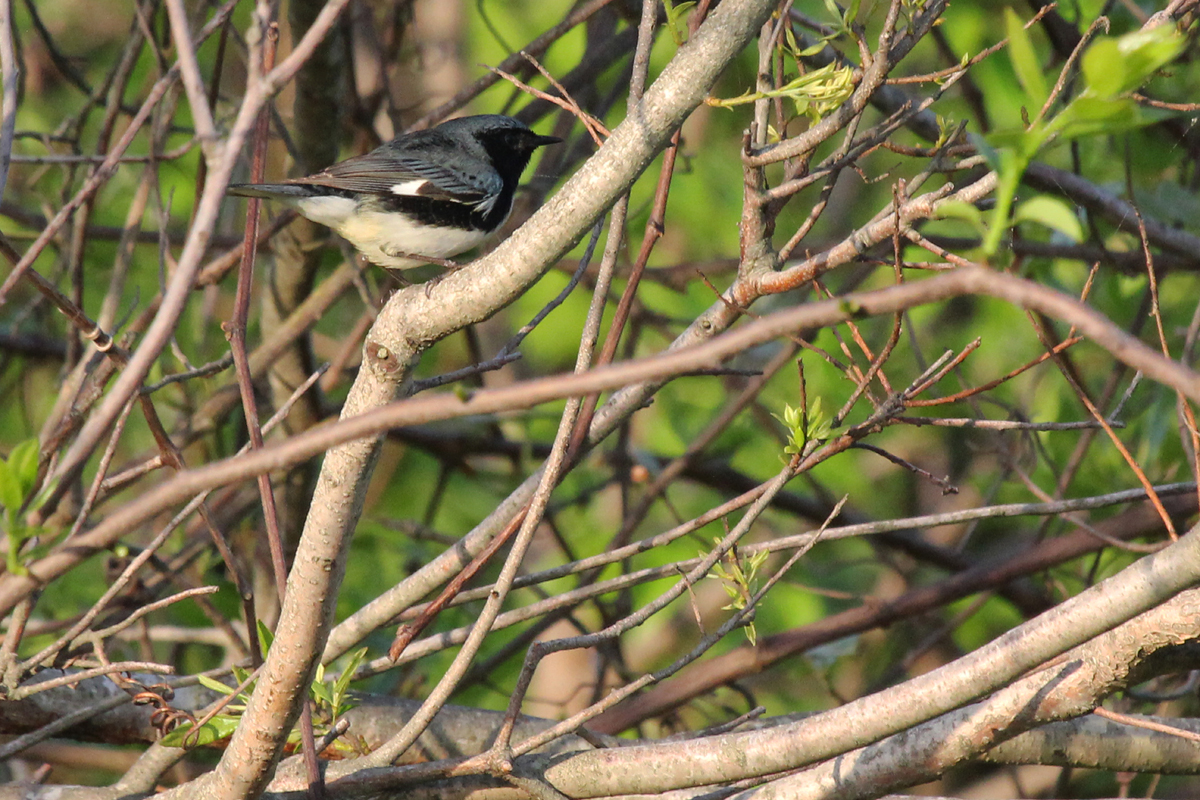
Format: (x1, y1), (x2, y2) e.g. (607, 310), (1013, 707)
(228, 115), (561, 270)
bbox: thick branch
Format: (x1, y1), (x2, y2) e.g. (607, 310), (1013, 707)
(533, 522), (1200, 796)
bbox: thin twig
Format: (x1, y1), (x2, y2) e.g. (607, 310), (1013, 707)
(1093, 706), (1200, 744)
(0, 0), (18, 204)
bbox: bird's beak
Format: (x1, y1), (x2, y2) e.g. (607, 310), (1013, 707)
(532, 134), (563, 147)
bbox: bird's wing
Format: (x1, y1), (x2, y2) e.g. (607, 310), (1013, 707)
(290, 149), (502, 207)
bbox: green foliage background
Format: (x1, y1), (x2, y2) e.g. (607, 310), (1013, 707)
(2, 0), (1199, 791)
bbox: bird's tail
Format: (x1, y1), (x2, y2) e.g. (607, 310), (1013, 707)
(226, 183), (315, 200)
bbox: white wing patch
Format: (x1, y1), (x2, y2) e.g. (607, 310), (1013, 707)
(390, 179), (429, 196)
(474, 191), (500, 216)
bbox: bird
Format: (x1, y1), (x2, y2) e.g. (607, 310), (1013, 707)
(227, 115), (561, 270)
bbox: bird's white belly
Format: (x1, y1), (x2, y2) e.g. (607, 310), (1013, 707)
(293, 198), (487, 270)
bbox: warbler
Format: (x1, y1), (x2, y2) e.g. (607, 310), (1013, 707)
(228, 115), (561, 270)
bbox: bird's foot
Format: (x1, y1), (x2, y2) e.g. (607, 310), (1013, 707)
(423, 271), (448, 298)
(381, 247), (464, 270)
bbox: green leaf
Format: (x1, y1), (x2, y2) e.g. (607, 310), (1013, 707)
(983, 146), (1031, 258)
(160, 715), (240, 748)
(333, 648), (367, 705)
(311, 681), (333, 707)
(257, 619), (274, 653)
(1004, 8), (1047, 110)
(662, 0), (695, 46)
(1082, 38), (1127, 100)
(7, 440), (39, 494)
(31, 476), (60, 517)
(1013, 196), (1083, 242)
(6, 526), (25, 575)
(708, 62), (854, 122)
(1051, 96), (1142, 139)
(845, 0), (862, 25)
(1116, 25), (1186, 86)
(985, 124), (1049, 160)
(0, 458), (22, 514)
(1082, 26), (1185, 99)
(198, 675), (236, 696)
(969, 132), (1002, 172)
